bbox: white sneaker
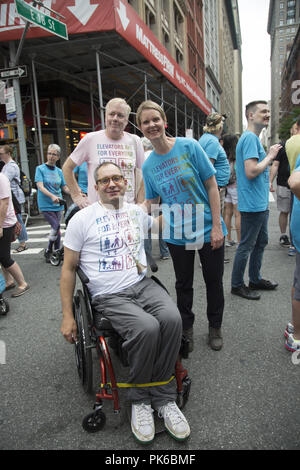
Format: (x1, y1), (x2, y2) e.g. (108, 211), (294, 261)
(131, 403), (155, 444)
(285, 334), (300, 352)
(284, 322), (294, 339)
(158, 402), (190, 441)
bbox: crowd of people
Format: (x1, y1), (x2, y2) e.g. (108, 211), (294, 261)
(1, 97), (300, 444)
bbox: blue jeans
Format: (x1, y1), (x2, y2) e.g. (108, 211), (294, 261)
(231, 210), (269, 288)
(16, 213), (28, 243)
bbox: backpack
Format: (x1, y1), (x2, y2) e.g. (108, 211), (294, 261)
(19, 170), (32, 197)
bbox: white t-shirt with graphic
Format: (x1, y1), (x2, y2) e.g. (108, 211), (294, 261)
(69, 130), (144, 204)
(63, 202), (153, 297)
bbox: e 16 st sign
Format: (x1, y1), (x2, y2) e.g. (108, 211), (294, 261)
(14, 0), (68, 40)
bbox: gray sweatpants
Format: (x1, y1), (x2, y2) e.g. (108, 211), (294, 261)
(91, 276), (182, 409)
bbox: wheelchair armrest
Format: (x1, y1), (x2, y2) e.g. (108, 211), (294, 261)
(76, 267), (90, 285)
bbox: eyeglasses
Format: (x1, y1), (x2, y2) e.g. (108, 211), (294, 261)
(96, 175), (124, 186)
(47, 152), (58, 157)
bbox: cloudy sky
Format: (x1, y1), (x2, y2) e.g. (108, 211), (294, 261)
(237, 0), (271, 112)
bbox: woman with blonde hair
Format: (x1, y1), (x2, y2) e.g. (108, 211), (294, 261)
(199, 113), (230, 212)
(136, 100), (227, 352)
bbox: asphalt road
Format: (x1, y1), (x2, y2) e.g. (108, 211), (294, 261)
(1, 201), (299, 451)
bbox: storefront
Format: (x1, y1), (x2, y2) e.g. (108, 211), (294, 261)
(0, 0), (211, 179)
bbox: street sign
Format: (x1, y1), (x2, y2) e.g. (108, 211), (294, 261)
(0, 66), (27, 80)
(14, 0), (68, 40)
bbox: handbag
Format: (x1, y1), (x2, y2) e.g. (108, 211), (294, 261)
(11, 221), (22, 242)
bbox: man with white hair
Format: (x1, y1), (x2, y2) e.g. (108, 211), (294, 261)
(63, 98), (145, 208)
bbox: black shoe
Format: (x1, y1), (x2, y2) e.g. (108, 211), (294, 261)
(208, 327), (223, 351)
(279, 235), (290, 247)
(44, 249), (51, 263)
(231, 284), (261, 300)
(249, 279), (278, 290)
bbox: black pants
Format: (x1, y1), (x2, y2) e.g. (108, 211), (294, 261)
(0, 225), (15, 268)
(167, 242), (225, 330)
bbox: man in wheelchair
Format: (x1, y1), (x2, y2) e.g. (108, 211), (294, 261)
(60, 162), (190, 444)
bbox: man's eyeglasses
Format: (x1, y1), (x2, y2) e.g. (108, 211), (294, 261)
(96, 175), (124, 186)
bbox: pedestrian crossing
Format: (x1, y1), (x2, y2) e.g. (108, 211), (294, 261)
(12, 224), (66, 256)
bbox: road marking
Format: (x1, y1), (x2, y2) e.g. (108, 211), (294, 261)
(12, 248), (44, 255)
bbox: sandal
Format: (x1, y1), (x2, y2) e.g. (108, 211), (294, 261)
(11, 284), (30, 298)
(5, 283), (16, 291)
(13, 245), (27, 253)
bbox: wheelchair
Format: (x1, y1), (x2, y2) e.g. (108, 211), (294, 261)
(73, 267), (191, 433)
(49, 202), (80, 267)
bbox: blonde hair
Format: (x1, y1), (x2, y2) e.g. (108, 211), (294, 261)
(203, 113), (223, 134)
(0, 144), (14, 156)
(136, 100), (167, 127)
(106, 98), (131, 118)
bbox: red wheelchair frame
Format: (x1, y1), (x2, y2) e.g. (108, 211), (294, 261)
(73, 268), (191, 433)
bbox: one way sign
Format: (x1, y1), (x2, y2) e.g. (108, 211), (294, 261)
(0, 66), (28, 79)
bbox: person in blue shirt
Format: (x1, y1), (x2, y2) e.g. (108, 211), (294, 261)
(73, 161), (88, 195)
(136, 100), (227, 352)
(231, 101), (281, 300)
(35, 144), (70, 262)
(199, 113), (230, 212)
(285, 155), (300, 352)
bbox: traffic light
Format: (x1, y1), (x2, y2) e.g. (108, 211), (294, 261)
(0, 125), (14, 141)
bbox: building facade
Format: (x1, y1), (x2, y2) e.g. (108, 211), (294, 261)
(268, 0), (300, 143)
(203, 0), (222, 113)
(281, 25), (300, 133)
(218, 0), (243, 135)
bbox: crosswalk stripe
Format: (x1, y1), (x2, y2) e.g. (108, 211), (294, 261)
(12, 248), (44, 255)
(12, 223), (66, 256)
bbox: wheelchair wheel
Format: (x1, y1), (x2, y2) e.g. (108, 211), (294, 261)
(0, 298), (9, 315)
(82, 410), (106, 433)
(74, 290), (93, 394)
(50, 250), (62, 266)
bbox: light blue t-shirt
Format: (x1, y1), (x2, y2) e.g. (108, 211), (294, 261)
(35, 164), (66, 212)
(73, 161), (88, 194)
(290, 155), (300, 253)
(142, 137), (227, 245)
(236, 130), (269, 212)
(199, 133), (230, 187)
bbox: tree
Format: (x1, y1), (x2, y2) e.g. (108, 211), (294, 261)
(278, 107), (300, 140)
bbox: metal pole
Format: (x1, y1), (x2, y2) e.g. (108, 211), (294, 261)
(160, 82), (164, 108)
(31, 57), (44, 164)
(144, 73), (148, 100)
(89, 82), (95, 131)
(9, 42), (30, 177)
(175, 93), (178, 136)
(95, 51), (105, 130)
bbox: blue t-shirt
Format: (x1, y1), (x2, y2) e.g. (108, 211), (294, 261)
(236, 131), (269, 212)
(35, 164), (66, 212)
(73, 162), (88, 194)
(290, 155), (300, 253)
(142, 137), (227, 245)
(199, 133), (230, 187)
